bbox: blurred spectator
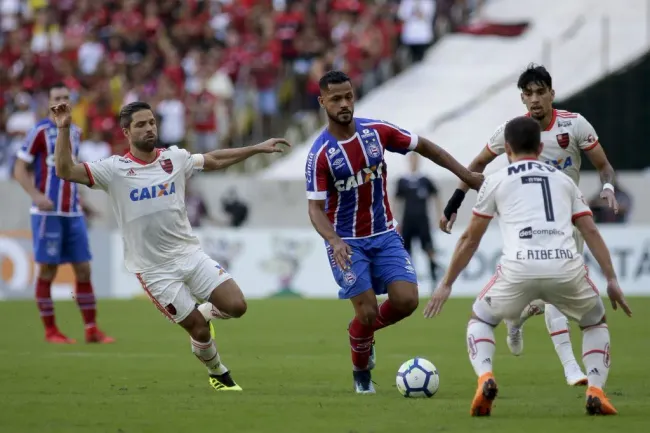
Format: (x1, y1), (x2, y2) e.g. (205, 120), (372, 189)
(221, 188), (249, 228)
(1, 92), (35, 178)
(589, 181), (632, 224)
(398, 0), (436, 63)
(78, 129), (112, 163)
(2, 0), (481, 166)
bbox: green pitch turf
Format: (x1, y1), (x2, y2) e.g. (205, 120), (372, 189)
(0, 298), (647, 433)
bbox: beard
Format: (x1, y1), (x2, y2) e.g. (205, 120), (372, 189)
(327, 109), (353, 126)
(132, 136), (157, 152)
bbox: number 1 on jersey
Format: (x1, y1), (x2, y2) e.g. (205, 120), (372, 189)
(521, 175), (555, 221)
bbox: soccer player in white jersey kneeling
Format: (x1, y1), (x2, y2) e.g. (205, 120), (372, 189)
(424, 116), (631, 416)
(51, 101), (290, 391)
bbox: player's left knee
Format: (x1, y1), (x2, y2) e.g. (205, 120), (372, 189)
(392, 294), (419, 315)
(72, 262), (91, 282)
(224, 298), (247, 318)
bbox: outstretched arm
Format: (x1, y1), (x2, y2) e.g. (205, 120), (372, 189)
(440, 146), (497, 233)
(201, 138), (290, 172)
(414, 136), (483, 191)
(51, 104), (91, 185)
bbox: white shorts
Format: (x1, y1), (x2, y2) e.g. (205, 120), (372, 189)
(135, 250), (232, 323)
(473, 265), (600, 325)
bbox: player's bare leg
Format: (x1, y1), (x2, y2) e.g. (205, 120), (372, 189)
(178, 307), (242, 392)
(349, 289), (378, 394)
(37, 264), (76, 344)
(467, 314), (498, 416)
(202, 279), (248, 391)
(72, 262), (115, 344)
(579, 303), (617, 415)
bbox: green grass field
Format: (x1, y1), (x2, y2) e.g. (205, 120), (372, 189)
(0, 298), (647, 433)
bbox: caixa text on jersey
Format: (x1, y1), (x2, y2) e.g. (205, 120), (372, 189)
(129, 182), (176, 201)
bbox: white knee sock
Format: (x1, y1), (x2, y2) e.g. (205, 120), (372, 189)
(467, 319), (496, 377)
(545, 304), (580, 370)
(191, 337), (228, 375)
(582, 324), (611, 389)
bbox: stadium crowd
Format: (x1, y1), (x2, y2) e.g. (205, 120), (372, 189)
(0, 0), (484, 179)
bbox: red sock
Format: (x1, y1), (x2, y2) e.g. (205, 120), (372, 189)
(75, 282), (96, 328)
(372, 300), (410, 331)
(349, 317), (374, 370)
(36, 278), (55, 330)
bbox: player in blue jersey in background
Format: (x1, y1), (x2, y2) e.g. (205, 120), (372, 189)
(305, 71), (484, 393)
(13, 83), (114, 344)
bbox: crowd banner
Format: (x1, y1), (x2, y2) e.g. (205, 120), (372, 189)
(111, 226), (650, 299)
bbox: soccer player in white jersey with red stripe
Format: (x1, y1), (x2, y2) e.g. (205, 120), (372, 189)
(50, 101), (289, 391)
(439, 65), (620, 386)
(424, 116), (631, 416)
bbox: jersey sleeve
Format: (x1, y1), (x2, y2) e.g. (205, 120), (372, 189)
(178, 148), (204, 178)
(485, 122), (506, 156)
(16, 125), (46, 163)
(366, 121), (418, 154)
(570, 182), (593, 223)
(472, 175), (498, 219)
(305, 145), (330, 200)
(575, 114), (600, 151)
(83, 156), (116, 191)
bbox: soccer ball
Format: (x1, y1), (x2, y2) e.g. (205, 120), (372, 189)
(396, 357), (439, 398)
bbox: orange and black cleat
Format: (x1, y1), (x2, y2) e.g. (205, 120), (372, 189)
(471, 372), (499, 416)
(586, 386), (618, 415)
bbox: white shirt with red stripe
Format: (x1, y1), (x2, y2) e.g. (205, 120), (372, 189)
(486, 109), (599, 186)
(83, 147), (203, 273)
(472, 159), (592, 280)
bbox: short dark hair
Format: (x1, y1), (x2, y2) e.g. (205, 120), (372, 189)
(319, 70), (350, 90)
(517, 63), (552, 90)
(119, 101), (152, 129)
(48, 82), (68, 95)
(504, 116), (541, 154)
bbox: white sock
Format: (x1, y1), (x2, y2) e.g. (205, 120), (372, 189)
(190, 337), (228, 375)
(512, 299), (545, 328)
(197, 302), (232, 321)
(582, 324), (611, 389)
(544, 304), (581, 372)
(467, 319), (496, 377)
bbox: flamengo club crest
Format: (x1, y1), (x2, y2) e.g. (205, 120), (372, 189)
(556, 133), (570, 149)
(160, 158), (174, 174)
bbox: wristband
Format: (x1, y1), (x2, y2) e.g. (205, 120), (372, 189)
(443, 189), (466, 220)
(602, 183), (615, 193)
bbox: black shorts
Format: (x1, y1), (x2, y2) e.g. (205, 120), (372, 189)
(401, 220), (434, 254)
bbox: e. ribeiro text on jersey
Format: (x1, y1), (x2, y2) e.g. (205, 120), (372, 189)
(16, 118), (84, 216)
(486, 109), (599, 185)
(84, 148), (203, 273)
(472, 158), (593, 279)
(305, 118), (418, 239)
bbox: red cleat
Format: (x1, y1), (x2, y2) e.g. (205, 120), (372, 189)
(85, 328), (116, 344)
(45, 329), (76, 344)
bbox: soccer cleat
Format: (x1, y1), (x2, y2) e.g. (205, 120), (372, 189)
(470, 373), (498, 416)
(565, 363), (588, 386)
(85, 328), (116, 344)
(505, 321), (523, 356)
(209, 371), (243, 391)
(352, 370), (376, 394)
(368, 341), (376, 370)
(585, 386), (618, 415)
(45, 329), (76, 344)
